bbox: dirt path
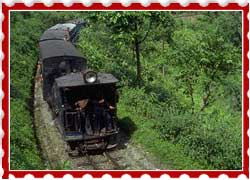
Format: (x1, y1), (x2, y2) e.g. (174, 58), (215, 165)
(34, 70), (159, 170)
(34, 73), (70, 169)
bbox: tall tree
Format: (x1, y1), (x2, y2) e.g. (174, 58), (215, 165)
(98, 12), (175, 85)
(171, 28), (240, 113)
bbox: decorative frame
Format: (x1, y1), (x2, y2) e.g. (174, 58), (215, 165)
(2, 2), (249, 179)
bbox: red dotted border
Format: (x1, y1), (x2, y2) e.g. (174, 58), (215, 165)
(2, 3), (249, 179)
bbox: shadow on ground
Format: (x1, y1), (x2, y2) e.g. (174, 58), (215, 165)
(115, 116), (137, 150)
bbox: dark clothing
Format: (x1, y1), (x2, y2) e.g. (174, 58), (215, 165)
(93, 100), (105, 133)
(105, 109), (115, 130)
(92, 96), (116, 133)
(85, 114), (93, 135)
(94, 105), (101, 132)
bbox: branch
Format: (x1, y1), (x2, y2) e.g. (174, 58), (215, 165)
(200, 71), (217, 112)
(200, 86), (212, 112)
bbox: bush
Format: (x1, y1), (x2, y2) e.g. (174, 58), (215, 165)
(158, 109), (242, 169)
(118, 86), (242, 170)
(10, 99), (44, 169)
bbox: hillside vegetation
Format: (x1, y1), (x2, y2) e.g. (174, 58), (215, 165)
(10, 11), (242, 170)
(10, 11), (77, 169)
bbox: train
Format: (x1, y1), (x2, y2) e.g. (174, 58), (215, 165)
(38, 20), (119, 153)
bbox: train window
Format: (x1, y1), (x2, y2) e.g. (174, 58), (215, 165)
(59, 61), (70, 75)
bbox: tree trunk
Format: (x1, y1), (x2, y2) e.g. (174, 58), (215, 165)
(132, 45), (136, 62)
(191, 94), (195, 114)
(135, 37), (142, 84)
(200, 81), (212, 112)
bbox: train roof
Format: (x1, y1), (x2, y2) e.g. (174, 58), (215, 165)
(40, 29), (67, 41)
(39, 40), (84, 61)
(49, 23), (76, 31)
(40, 23), (77, 41)
(40, 21), (85, 41)
(55, 72), (118, 87)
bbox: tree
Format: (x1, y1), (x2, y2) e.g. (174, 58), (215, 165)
(98, 12), (175, 85)
(198, 11), (242, 48)
(171, 28), (240, 113)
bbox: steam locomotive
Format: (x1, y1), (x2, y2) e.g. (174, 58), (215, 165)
(38, 20), (119, 152)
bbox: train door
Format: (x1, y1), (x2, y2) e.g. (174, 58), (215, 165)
(61, 87), (83, 134)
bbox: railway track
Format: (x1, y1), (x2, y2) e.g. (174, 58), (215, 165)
(85, 154), (100, 170)
(74, 147), (124, 170)
(103, 152), (123, 170)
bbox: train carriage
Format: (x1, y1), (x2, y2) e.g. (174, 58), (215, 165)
(39, 39), (86, 103)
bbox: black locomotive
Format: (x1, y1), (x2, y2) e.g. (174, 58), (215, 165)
(38, 20), (119, 152)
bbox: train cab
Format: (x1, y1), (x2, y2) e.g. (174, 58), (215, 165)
(51, 70), (119, 150)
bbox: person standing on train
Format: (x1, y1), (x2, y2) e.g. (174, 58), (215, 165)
(104, 85), (118, 132)
(64, 27), (70, 41)
(93, 89), (105, 135)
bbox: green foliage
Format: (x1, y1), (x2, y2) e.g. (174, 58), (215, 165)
(158, 110), (241, 169)
(54, 160), (72, 170)
(77, 11), (242, 170)
(197, 12), (242, 47)
(118, 104), (199, 169)
(10, 99), (44, 169)
(98, 12), (175, 43)
(93, 12), (175, 83)
(118, 86), (242, 170)
(78, 24), (137, 87)
(10, 11), (80, 169)
(10, 12), (45, 169)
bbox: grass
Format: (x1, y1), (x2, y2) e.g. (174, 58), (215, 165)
(117, 103), (205, 170)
